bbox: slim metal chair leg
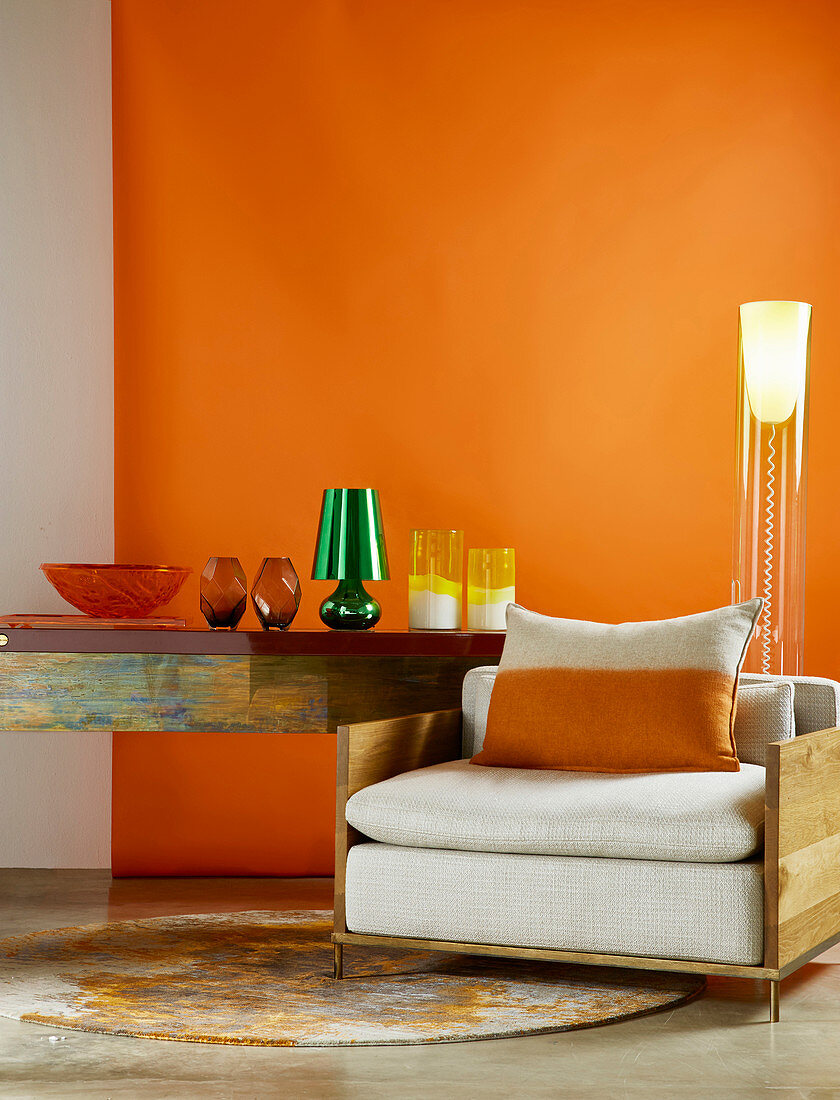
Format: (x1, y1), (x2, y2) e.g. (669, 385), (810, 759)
(334, 943), (344, 980)
(769, 979), (780, 1023)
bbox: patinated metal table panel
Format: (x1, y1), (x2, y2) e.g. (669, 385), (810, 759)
(0, 629), (504, 733)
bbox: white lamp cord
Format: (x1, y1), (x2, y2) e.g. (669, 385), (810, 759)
(761, 424), (776, 674)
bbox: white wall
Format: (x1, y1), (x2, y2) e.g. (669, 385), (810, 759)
(0, 0), (113, 866)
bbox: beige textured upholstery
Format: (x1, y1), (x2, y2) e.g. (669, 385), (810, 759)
(346, 759), (766, 862)
(345, 843), (765, 966)
(461, 666), (498, 758)
(735, 682), (795, 766)
(739, 672), (840, 736)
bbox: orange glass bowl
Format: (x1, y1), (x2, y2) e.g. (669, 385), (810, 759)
(40, 564), (192, 619)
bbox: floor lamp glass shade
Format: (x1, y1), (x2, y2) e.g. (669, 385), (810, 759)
(311, 488), (389, 630)
(733, 301), (811, 675)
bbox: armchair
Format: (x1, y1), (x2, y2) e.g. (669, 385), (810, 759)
(333, 668), (840, 1022)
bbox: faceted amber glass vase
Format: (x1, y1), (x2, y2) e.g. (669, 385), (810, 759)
(251, 557), (301, 630)
(200, 557), (247, 630)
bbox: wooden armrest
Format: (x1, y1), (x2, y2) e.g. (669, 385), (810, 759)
(338, 708), (462, 800)
(334, 708), (462, 935)
(765, 725), (840, 972)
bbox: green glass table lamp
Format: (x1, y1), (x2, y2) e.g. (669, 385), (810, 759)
(311, 488), (389, 630)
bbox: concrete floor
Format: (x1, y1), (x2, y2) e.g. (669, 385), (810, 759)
(0, 871), (838, 1099)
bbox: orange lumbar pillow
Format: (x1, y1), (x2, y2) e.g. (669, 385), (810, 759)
(471, 599), (763, 774)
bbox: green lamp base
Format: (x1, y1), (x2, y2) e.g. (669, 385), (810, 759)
(319, 578), (381, 631)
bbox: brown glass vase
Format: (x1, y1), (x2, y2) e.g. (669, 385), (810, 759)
(251, 557), (301, 630)
(200, 557), (247, 630)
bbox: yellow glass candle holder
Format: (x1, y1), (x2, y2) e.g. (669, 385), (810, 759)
(409, 530), (463, 630)
(468, 548), (515, 631)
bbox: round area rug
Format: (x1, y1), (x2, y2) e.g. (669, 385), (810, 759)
(0, 911), (704, 1046)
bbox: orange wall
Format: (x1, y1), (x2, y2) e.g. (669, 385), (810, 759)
(112, 0), (840, 874)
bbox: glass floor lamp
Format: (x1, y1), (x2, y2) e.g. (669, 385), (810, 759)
(732, 301), (812, 676)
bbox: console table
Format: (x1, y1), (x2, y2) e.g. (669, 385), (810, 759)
(0, 628), (505, 733)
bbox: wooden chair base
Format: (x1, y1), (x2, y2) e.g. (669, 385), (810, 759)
(332, 931), (789, 1020)
(333, 943), (343, 980)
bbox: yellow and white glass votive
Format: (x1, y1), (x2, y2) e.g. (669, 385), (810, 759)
(467, 548), (515, 631)
(409, 529), (463, 630)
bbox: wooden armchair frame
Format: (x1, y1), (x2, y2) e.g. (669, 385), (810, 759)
(333, 709), (840, 1022)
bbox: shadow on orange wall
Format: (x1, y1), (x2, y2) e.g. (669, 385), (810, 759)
(112, 0), (840, 874)
(111, 733), (336, 875)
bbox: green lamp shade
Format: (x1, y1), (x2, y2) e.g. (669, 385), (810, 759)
(312, 488), (389, 581)
(311, 489), (389, 630)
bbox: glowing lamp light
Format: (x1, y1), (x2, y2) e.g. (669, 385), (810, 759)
(740, 301), (812, 425)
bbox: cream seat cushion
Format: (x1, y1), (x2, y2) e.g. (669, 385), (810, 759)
(345, 844), (764, 965)
(345, 759), (766, 863)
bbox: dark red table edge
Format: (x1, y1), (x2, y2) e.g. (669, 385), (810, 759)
(0, 627), (507, 658)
